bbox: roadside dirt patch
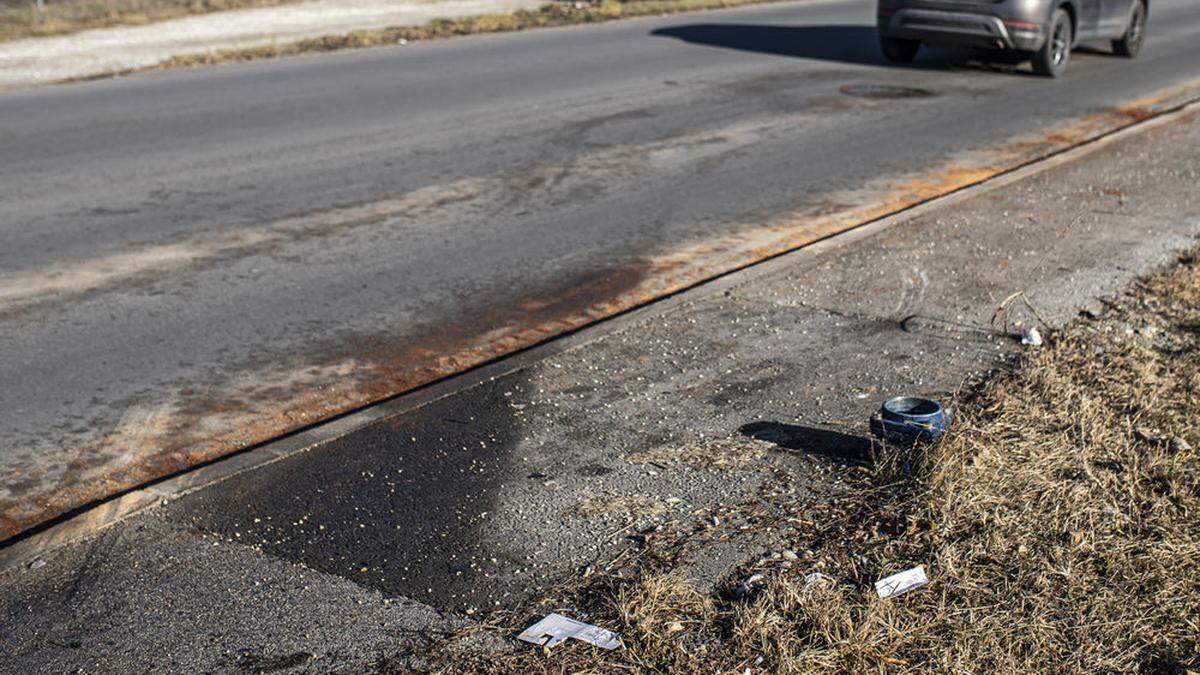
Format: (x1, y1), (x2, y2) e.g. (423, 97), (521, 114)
(0, 0), (546, 87)
(45, 0), (797, 84)
(0, 0), (295, 42)
(418, 252), (1200, 672)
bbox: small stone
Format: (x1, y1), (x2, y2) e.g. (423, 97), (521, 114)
(781, 550), (799, 561)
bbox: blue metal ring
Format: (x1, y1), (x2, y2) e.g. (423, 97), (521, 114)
(869, 396), (951, 444)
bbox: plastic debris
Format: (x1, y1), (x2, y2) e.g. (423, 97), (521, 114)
(1021, 326), (1043, 346)
(732, 573), (764, 599)
(875, 565), (928, 599)
(517, 613), (621, 650)
(869, 396), (951, 445)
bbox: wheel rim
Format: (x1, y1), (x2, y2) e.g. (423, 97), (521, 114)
(1051, 20), (1069, 67)
(1128, 5), (1145, 49)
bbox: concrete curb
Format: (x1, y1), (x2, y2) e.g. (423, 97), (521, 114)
(2, 87), (1198, 573)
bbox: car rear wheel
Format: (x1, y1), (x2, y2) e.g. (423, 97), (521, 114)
(1031, 8), (1072, 77)
(880, 36), (920, 63)
(1112, 0), (1146, 57)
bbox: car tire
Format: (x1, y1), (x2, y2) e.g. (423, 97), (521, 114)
(880, 36), (920, 63)
(1112, 0), (1146, 58)
(1031, 8), (1072, 77)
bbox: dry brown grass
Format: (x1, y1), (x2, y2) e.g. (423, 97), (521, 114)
(625, 435), (772, 470)
(574, 494), (668, 520)
(421, 253), (1200, 673)
(0, 0), (296, 42)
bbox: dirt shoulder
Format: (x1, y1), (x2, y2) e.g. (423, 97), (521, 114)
(0, 0), (786, 89)
(0, 0), (300, 42)
(0, 0), (544, 88)
(430, 252), (1200, 672)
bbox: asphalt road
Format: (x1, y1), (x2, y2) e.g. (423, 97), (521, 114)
(3, 0), (1200, 536)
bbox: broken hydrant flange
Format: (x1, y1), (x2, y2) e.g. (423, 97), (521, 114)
(869, 396), (951, 445)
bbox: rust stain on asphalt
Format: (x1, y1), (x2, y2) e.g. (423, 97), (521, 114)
(4, 92), (1199, 541)
(0, 264), (655, 539)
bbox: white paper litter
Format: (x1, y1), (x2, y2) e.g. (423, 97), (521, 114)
(1021, 327), (1043, 346)
(516, 613), (621, 650)
(875, 565), (928, 599)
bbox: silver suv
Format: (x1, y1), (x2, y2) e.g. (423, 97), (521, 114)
(877, 0), (1148, 76)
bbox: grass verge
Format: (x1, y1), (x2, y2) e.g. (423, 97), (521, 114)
(419, 252), (1200, 672)
(0, 0), (299, 43)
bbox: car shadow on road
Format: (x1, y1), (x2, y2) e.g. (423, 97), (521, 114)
(652, 23), (1032, 75)
(740, 420), (874, 464)
(653, 24), (886, 65)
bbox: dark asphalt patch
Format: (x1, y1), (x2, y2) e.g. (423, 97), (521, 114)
(169, 373), (531, 613)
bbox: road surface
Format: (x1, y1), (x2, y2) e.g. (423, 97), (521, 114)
(3, 0), (1200, 537)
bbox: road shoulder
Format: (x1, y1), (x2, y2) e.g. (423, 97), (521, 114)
(1, 107), (1198, 672)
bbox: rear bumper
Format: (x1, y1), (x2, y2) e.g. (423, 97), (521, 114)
(879, 8), (1045, 51)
